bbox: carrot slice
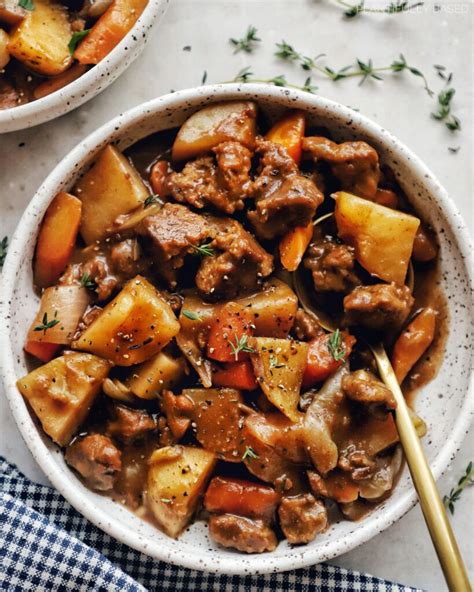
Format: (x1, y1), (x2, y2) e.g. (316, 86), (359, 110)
(207, 303), (253, 363)
(204, 477), (279, 520)
(391, 308), (437, 384)
(279, 221), (313, 272)
(302, 331), (356, 388)
(73, 0), (147, 65)
(34, 192), (82, 288)
(33, 64), (87, 100)
(24, 340), (60, 362)
(266, 110), (305, 164)
(213, 360), (257, 390)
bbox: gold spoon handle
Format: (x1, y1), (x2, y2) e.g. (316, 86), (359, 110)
(371, 343), (471, 591)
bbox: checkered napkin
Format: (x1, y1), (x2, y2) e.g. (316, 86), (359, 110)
(0, 457), (422, 592)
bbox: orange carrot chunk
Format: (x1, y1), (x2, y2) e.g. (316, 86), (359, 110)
(266, 110), (305, 164)
(207, 303), (253, 363)
(204, 477), (279, 520)
(73, 0), (148, 65)
(302, 331), (356, 388)
(391, 308), (437, 384)
(24, 340), (60, 362)
(279, 221), (313, 272)
(34, 192), (82, 288)
(33, 64), (87, 100)
(213, 360), (257, 390)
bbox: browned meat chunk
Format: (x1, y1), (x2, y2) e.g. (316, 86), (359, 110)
(138, 203), (211, 287)
(107, 405), (157, 442)
(196, 218), (274, 298)
(164, 141), (253, 214)
(0, 77), (22, 110)
(65, 434), (122, 491)
(304, 237), (361, 293)
(293, 308), (324, 341)
(342, 370), (396, 410)
(338, 444), (375, 481)
(208, 514), (277, 553)
(60, 239), (147, 301)
(303, 137), (380, 200)
(248, 138), (323, 239)
(278, 493), (328, 544)
(344, 283), (413, 330)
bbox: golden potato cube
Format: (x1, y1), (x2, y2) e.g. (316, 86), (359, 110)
(16, 352), (110, 446)
(250, 337), (308, 422)
(8, 0), (72, 76)
(0, 28), (10, 69)
(72, 276), (180, 366)
(147, 446), (216, 538)
(172, 101), (257, 161)
(126, 351), (186, 399)
(334, 191), (420, 285)
(75, 144), (149, 244)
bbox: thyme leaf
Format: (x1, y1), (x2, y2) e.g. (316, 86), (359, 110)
(144, 194), (159, 208)
(443, 462), (474, 515)
(230, 25), (261, 54)
(68, 29), (91, 54)
(18, 0), (35, 10)
(269, 355), (285, 370)
(334, 0), (423, 18)
(182, 310), (202, 322)
(192, 242), (214, 257)
(227, 333), (254, 361)
(242, 446), (259, 461)
(327, 329), (346, 362)
(34, 311), (60, 335)
(80, 273), (97, 292)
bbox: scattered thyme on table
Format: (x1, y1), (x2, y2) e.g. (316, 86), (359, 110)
(0, 236), (8, 268)
(334, 0), (424, 18)
(443, 462), (474, 515)
(230, 25), (261, 54)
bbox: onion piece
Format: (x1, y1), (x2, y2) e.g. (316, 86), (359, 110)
(358, 446), (403, 500)
(27, 286), (90, 345)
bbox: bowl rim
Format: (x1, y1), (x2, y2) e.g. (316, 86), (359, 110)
(1, 83), (473, 575)
(0, 0), (169, 133)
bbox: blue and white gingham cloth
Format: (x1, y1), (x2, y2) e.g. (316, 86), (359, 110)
(0, 457), (422, 591)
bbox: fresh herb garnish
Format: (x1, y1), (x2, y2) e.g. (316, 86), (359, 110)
(68, 29), (91, 55)
(80, 272), (97, 292)
(34, 311), (60, 334)
(275, 42), (433, 96)
(242, 446), (259, 461)
(18, 0), (35, 10)
(0, 236), (8, 268)
(269, 355), (285, 370)
(443, 462), (474, 515)
(230, 67), (318, 94)
(227, 333), (254, 361)
(182, 310), (202, 322)
(144, 194), (159, 208)
(334, 0), (423, 18)
(431, 87), (461, 131)
(160, 497), (172, 504)
(230, 25), (261, 54)
(328, 329), (346, 362)
(192, 242), (214, 257)
(201, 70), (208, 84)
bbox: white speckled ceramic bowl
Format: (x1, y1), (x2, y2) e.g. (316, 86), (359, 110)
(0, 0), (169, 134)
(0, 85), (472, 574)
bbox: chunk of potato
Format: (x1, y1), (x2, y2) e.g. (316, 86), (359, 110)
(0, 28), (10, 69)
(8, 0), (72, 76)
(75, 144), (149, 244)
(171, 101), (257, 161)
(334, 191), (420, 285)
(182, 388), (246, 462)
(126, 351), (186, 399)
(16, 352), (110, 446)
(147, 446), (217, 538)
(250, 337), (308, 422)
(72, 276), (180, 366)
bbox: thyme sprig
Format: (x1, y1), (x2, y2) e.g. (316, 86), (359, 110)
(34, 311), (60, 334)
(328, 329), (346, 362)
(192, 242), (214, 257)
(227, 333), (254, 361)
(182, 310), (202, 322)
(0, 236), (8, 268)
(242, 446), (259, 461)
(144, 194), (159, 208)
(231, 67), (318, 94)
(443, 462), (474, 515)
(230, 25), (261, 54)
(431, 87), (461, 132)
(80, 272), (97, 292)
(334, 0), (423, 18)
(275, 41), (433, 95)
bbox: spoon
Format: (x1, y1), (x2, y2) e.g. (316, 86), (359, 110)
(292, 222), (471, 590)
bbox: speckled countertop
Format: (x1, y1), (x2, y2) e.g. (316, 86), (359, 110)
(0, 1), (472, 589)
